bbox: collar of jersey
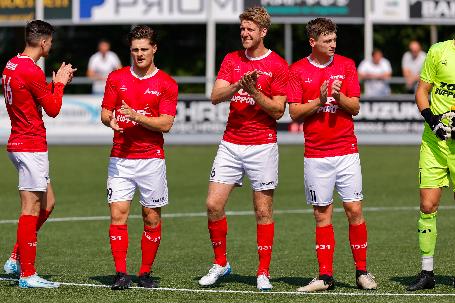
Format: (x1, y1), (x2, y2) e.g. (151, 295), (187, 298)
(245, 49), (272, 61)
(17, 53), (36, 64)
(306, 55), (333, 68)
(129, 66), (159, 80)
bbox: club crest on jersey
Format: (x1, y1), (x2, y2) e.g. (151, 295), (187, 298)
(120, 85), (127, 91)
(304, 78), (312, 83)
(234, 66), (241, 72)
(144, 88), (161, 96)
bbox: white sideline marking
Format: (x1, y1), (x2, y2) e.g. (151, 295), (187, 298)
(0, 205), (455, 225)
(0, 277), (454, 296)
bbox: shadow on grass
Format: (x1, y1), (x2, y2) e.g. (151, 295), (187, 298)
(90, 274), (162, 287)
(392, 274), (454, 288)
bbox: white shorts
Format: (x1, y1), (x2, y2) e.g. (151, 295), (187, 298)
(107, 157), (168, 208)
(8, 152), (50, 192)
(304, 153), (363, 206)
(209, 140), (278, 191)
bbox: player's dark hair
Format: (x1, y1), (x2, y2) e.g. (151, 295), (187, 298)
(128, 25), (157, 46)
(25, 20), (54, 47)
(306, 18), (337, 40)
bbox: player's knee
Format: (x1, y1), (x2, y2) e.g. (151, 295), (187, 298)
(255, 208), (272, 223)
(206, 199), (224, 214)
(420, 203), (437, 214)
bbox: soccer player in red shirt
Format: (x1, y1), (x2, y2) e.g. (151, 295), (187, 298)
(198, 7), (288, 291)
(101, 25), (178, 290)
(2, 20), (76, 288)
(287, 18), (377, 292)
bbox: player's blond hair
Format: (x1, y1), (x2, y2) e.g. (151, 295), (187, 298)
(239, 7), (271, 29)
(306, 17), (337, 40)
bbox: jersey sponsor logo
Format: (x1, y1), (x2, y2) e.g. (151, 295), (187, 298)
(257, 70), (272, 78)
(330, 74), (345, 80)
(116, 109), (151, 125)
(231, 88), (255, 105)
(5, 61), (17, 70)
(435, 82), (455, 98)
(144, 88), (161, 96)
(317, 97), (339, 114)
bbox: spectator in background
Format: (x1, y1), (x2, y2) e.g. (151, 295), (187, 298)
(402, 40), (426, 93)
(87, 39), (122, 94)
(358, 49), (392, 97)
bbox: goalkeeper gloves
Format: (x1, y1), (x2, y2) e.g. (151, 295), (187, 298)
(421, 108), (451, 140)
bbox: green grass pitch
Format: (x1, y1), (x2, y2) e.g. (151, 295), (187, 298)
(1, 145), (455, 303)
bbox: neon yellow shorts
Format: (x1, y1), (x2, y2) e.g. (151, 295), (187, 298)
(419, 137), (455, 190)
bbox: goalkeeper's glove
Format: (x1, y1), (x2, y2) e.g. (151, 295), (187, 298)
(421, 108), (450, 140)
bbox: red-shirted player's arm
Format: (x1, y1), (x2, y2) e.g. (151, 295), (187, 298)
(120, 79), (178, 133)
(211, 79), (241, 105)
(28, 71), (64, 118)
(211, 54), (242, 105)
(333, 60), (360, 116)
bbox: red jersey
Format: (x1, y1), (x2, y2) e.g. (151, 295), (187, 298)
(2, 54), (64, 152)
(217, 50), (288, 145)
(102, 67), (178, 159)
(287, 54), (360, 158)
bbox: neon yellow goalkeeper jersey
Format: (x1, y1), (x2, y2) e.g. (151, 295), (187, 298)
(421, 40), (455, 114)
(420, 40), (455, 143)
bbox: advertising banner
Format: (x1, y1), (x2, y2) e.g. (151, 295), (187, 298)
(79, 0), (242, 23)
(244, 0), (363, 18)
(0, 1), (35, 22)
(410, 0), (455, 23)
(0, 95), (423, 145)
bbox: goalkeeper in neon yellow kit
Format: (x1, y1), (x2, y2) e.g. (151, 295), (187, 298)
(408, 39), (455, 291)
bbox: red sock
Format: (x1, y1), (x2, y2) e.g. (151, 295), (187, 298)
(11, 209), (52, 261)
(257, 223), (274, 277)
(139, 223), (162, 275)
(349, 222), (368, 271)
(17, 215), (38, 277)
(109, 224), (128, 273)
(316, 224), (335, 277)
(208, 217), (227, 266)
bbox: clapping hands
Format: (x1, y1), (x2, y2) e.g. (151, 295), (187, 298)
(53, 62), (77, 85)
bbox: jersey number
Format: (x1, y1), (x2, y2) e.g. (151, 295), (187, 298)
(2, 75), (13, 105)
(309, 189), (317, 202)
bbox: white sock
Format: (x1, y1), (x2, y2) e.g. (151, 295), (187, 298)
(422, 256), (434, 272)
